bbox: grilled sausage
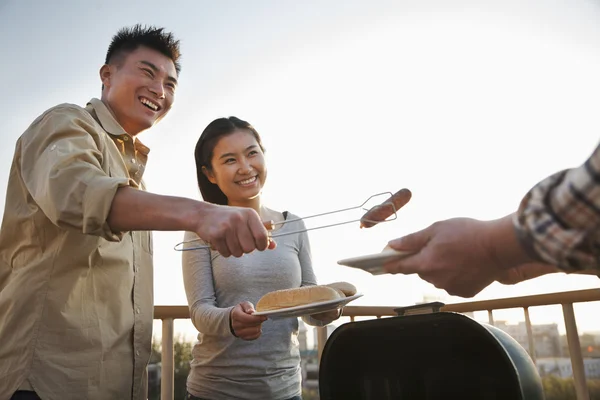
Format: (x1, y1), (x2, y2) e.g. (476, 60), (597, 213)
(263, 220), (275, 231)
(360, 188), (412, 228)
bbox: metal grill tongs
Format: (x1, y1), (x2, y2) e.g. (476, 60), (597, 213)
(173, 191), (400, 252)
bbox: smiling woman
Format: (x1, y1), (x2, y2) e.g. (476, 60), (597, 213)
(180, 116), (342, 400)
(197, 118), (267, 208)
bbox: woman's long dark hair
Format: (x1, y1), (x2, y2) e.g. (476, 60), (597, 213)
(194, 117), (265, 205)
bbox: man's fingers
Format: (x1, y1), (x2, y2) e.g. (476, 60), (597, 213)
(236, 221), (257, 254)
(387, 227), (431, 252)
(203, 208), (276, 256)
(225, 230), (243, 258)
(383, 252), (426, 275)
(247, 213), (270, 251)
(212, 237), (231, 258)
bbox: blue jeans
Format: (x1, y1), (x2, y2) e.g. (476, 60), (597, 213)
(187, 393), (301, 400)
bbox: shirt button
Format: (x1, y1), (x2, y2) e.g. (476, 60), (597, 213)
(130, 158), (136, 163)
(136, 350), (140, 356)
(123, 136), (129, 141)
(136, 308), (141, 314)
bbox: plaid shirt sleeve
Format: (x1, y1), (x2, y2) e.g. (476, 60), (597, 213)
(513, 142), (600, 272)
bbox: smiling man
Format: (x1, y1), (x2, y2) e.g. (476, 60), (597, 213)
(0, 25), (274, 400)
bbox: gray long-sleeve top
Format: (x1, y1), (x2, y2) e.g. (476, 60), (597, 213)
(182, 212), (318, 399)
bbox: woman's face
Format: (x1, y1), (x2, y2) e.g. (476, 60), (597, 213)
(204, 129), (267, 204)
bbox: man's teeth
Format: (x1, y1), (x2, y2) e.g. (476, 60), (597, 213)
(238, 177), (256, 185)
(140, 98), (158, 111)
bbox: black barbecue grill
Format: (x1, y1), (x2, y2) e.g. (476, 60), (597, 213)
(318, 311), (545, 400)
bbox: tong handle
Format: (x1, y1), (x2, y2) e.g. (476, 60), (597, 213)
(174, 220), (275, 251)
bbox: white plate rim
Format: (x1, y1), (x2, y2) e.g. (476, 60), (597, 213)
(252, 293), (363, 318)
(337, 249), (414, 267)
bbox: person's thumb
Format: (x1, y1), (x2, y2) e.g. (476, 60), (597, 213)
(239, 301), (256, 314)
(387, 227), (430, 252)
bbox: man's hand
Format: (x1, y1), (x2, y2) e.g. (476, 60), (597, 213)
(230, 302), (267, 341)
(196, 204), (276, 258)
(383, 215), (534, 298)
(496, 262), (562, 285)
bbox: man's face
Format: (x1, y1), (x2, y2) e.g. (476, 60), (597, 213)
(100, 46), (178, 135)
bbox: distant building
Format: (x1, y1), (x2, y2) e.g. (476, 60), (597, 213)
(566, 333), (600, 358)
(495, 321), (562, 358)
(537, 357), (600, 379)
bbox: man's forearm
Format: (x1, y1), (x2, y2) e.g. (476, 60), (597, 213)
(107, 186), (214, 233)
(485, 213), (537, 270)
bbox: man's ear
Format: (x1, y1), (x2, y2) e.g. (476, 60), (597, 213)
(202, 166), (217, 184)
(99, 64), (112, 90)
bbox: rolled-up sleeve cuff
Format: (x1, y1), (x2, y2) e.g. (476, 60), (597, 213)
(83, 175), (133, 241)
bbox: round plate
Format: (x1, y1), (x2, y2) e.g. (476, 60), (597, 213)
(337, 249), (414, 275)
(252, 293), (363, 319)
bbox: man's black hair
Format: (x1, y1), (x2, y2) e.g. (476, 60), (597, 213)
(105, 24), (181, 74)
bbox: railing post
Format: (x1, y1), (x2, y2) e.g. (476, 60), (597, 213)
(317, 326), (328, 364)
(487, 310), (494, 325)
(562, 303), (589, 400)
(161, 318), (174, 400)
(524, 307), (536, 364)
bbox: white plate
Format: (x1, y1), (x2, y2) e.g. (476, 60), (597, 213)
(337, 249), (414, 275)
(252, 293), (363, 319)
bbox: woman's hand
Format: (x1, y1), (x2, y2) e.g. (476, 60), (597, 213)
(230, 301), (267, 340)
(310, 307), (342, 325)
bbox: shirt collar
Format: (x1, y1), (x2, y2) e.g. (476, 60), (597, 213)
(85, 98), (150, 156)
(86, 98), (127, 137)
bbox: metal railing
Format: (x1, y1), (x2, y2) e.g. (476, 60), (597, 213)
(153, 288), (600, 400)
(440, 288), (600, 400)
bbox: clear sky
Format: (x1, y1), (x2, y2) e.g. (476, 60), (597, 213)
(1, 0), (599, 341)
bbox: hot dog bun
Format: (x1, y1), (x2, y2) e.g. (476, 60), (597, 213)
(325, 281), (357, 297)
(256, 285), (344, 312)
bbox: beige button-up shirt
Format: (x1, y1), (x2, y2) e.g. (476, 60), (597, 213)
(0, 98), (154, 400)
